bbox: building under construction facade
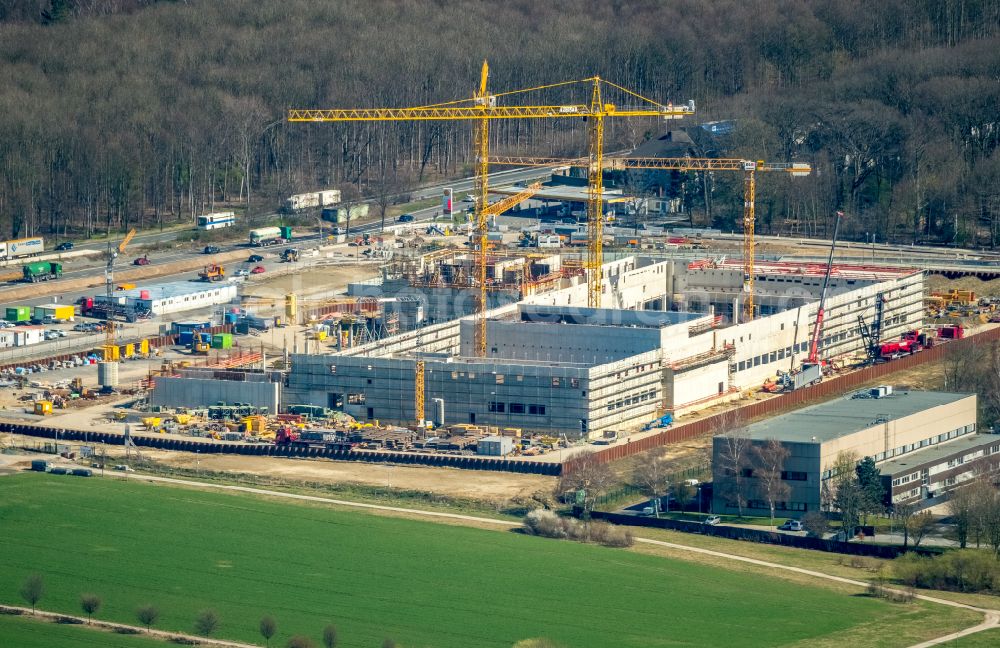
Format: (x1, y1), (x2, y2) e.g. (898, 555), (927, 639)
(284, 256), (924, 437)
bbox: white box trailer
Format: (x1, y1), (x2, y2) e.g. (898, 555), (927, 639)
(286, 189), (342, 212)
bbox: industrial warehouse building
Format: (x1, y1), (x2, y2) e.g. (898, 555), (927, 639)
(710, 389), (992, 515)
(95, 280), (237, 316)
(284, 255), (925, 437)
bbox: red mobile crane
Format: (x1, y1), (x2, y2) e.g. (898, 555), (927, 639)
(807, 212), (843, 366)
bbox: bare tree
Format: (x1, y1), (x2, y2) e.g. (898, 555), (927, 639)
(80, 593), (101, 624)
(893, 502), (917, 548)
(20, 574), (44, 614)
(287, 637), (315, 648)
(907, 511), (936, 548)
(752, 438), (791, 527)
(801, 511), (829, 538)
(194, 609), (220, 637)
(136, 604), (159, 631)
(672, 479), (695, 511)
(557, 456), (616, 514)
(382, 639), (398, 648)
(716, 411), (752, 518)
(259, 615), (277, 647)
(632, 450), (671, 499)
(946, 485), (976, 548)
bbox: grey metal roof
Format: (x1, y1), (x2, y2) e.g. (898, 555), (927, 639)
(113, 280), (234, 301)
(878, 433), (999, 475)
(739, 390), (975, 444)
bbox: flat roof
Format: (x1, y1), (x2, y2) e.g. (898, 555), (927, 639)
(113, 280), (235, 301)
(739, 390), (974, 444)
(878, 434), (998, 475)
(687, 259), (918, 281)
(518, 304), (703, 328)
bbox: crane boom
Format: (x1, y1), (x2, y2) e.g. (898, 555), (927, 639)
(807, 212), (843, 365)
(290, 63), (693, 345)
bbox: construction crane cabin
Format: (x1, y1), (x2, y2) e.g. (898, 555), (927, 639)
(289, 61), (693, 355)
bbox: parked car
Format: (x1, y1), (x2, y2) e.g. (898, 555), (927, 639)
(247, 254), (264, 262)
(397, 213), (415, 222)
(235, 269), (250, 277)
(778, 519), (804, 532)
(250, 265), (266, 274)
(462, 194), (475, 203)
(55, 241), (74, 251)
(133, 255), (150, 266)
(204, 245), (221, 254)
(702, 515), (722, 526)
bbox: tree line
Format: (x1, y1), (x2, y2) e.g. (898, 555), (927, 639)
(0, 1), (997, 245)
(15, 573), (394, 648)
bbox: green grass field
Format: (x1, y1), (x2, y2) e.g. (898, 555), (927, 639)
(0, 474), (954, 647)
(0, 614), (168, 648)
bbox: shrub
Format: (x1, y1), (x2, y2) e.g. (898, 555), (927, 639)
(522, 511), (633, 548)
(892, 550), (1000, 593)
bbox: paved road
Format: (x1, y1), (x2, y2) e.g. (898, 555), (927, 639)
(122, 473), (997, 647)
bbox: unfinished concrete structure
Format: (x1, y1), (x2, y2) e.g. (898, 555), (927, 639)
(285, 255), (924, 437)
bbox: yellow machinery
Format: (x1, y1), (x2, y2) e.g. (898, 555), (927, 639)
(289, 61), (692, 352)
(103, 228), (137, 362)
(414, 359), (425, 429)
(489, 155), (811, 321)
(191, 332), (211, 355)
(33, 400), (53, 416)
(199, 264), (225, 282)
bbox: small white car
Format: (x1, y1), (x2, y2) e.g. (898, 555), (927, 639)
(779, 519), (804, 532)
(235, 269), (250, 277)
(703, 515), (722, 526)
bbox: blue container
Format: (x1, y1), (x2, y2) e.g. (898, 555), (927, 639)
(224, 312), (239, 324)
(178, 331), (194, 345)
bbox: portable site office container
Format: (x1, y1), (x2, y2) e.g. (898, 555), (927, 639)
(5, 306), (30, 322)
(109, 281), (237, 316)
(33, 304), (75, 322)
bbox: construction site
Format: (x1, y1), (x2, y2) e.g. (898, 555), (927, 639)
(1, 61), (997, 476)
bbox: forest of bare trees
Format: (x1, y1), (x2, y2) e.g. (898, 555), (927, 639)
(0, 0), (998, 246)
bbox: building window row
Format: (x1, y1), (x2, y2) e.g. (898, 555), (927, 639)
(606, 389), (656, 411)
(748, 499), (808, 512)
(874, 423), (976, 463)
(781, 471), (808, 481)
(488, 402), (546, 416)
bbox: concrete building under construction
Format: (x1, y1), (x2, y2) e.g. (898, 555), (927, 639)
(284, 256), (924, 437)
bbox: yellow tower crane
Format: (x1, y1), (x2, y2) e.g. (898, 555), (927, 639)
(489, 156), (811, 321)
(288, 61), (692, 355)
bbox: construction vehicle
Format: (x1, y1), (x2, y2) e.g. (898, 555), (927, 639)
(199, 264), (225, 282)
(249, 226), (292, 247)
(280, 248), (300, 262)
(938, 324), (965, 340)
(274, 426), (355, 452)
(805, 211), (842, 371)
(190, 331), (211, 355)
(133, 255), (151, 266)
(857, 293), (887, 365)
(642, 413), (673, 430)
(22, 261), (62, 282)
(762, 364), (823, 393)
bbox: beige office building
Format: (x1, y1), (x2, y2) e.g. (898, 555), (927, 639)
(712, 389), (978, 515)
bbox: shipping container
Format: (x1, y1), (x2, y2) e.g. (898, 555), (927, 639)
(5, 306), (30, 322)
(211, 333), (233, 349)
(33, 304), (75, 322)
(321, 204), (369, 223)
(285, 189), (341, 212)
